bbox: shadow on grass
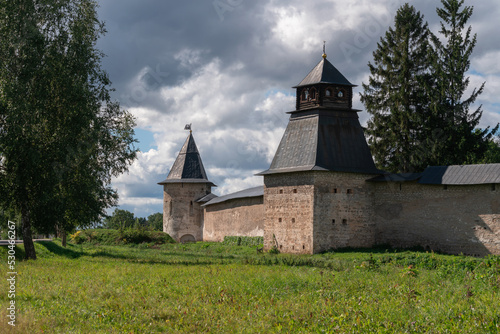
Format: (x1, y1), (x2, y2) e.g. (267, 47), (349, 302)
(37, 241), (84, 259)
(86, 248), (242, 266)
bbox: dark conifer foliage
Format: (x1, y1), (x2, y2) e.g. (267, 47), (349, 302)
(428, 0), (499, 165)
(361, 4), (432, 173)
(362, 0), (499, 173)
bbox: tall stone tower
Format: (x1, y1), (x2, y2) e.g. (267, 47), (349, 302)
(259, 52), (381, 254)
(158, 130), (216, 242)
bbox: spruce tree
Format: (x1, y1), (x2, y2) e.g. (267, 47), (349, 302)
(429, 0), (499, 165)
(361, 4), (432, 173)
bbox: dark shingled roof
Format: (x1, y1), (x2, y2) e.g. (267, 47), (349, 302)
(158, 133), (215, 186)
(258, 112), (381, 175)
(293, 58), (356, 88)
(202, 186), (263, 207)
(418, 164), (500, 185)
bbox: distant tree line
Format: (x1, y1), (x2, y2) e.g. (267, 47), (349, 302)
(103, 209), (163, 232)
(361, 0), (500, 173)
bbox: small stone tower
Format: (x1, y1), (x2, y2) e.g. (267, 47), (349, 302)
(158, 129), (216, 242)
(259, 52), (381, 254)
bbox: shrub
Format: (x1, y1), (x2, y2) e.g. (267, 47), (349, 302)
(69, 228), (175, 245)
(222, 236), (263, 247)
(268, 246), (280, 254)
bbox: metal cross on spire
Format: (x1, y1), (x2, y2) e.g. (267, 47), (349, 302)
(322, 41), (327, 59)
(184, 123), (192, 133)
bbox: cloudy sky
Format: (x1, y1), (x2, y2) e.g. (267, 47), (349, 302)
(95, 0), (500, 218)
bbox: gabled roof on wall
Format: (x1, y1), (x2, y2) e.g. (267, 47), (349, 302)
(367, 173), (422, 182)
(196, 193), (218, 203)
(367, 163), (500, 185)
(158, 132), (215, 186)
(202, 186), (264, 207)
(418, 164), (500, 185)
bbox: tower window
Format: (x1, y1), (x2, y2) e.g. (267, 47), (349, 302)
(293, 188), (297, 193)
(292, 218), (295, 223)
(332, 219), (336, 224)
(347, 189), (353, 194)
(337, 90), (344, 98)
(301, 88), (309, 101)
(325, 88), (332, 97)
(333, 188), (338, 193)
(278, 218), (282, 222)
(279, 189), (283, 194)
(492, 184), (496, 191)
(342, 219), (347, 225)
(309, 87), (317, 101)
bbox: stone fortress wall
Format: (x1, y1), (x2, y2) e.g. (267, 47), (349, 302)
(201, 176), (499, 256)
(203, 196), (264, 242)
(371, 181), (500, 257)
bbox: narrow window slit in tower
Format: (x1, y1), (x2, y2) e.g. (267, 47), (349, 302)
(342, 219), (347, 225)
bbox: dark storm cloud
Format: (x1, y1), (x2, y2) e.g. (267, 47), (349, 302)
(97, 1), (276, 106)
(97, 0), (499, 105)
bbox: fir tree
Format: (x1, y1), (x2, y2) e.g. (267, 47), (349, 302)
(429, 0), (499, 165)
(361, 4), (432, 173)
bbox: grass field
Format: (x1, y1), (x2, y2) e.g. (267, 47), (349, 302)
(1, 240), (499, 333)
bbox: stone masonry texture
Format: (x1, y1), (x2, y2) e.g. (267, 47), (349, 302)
(163, 183), (211, 242)
(203, 197), (264, 242)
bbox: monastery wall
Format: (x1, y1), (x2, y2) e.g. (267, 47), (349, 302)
(371, 182), (500, 256)
(163, 183), (210, 242)
(203, 197), (264, 242)
(313, 172), (376, 253)
(263, 172), (315, 254)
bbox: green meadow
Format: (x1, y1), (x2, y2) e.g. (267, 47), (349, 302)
(1, 239), (499, 333)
